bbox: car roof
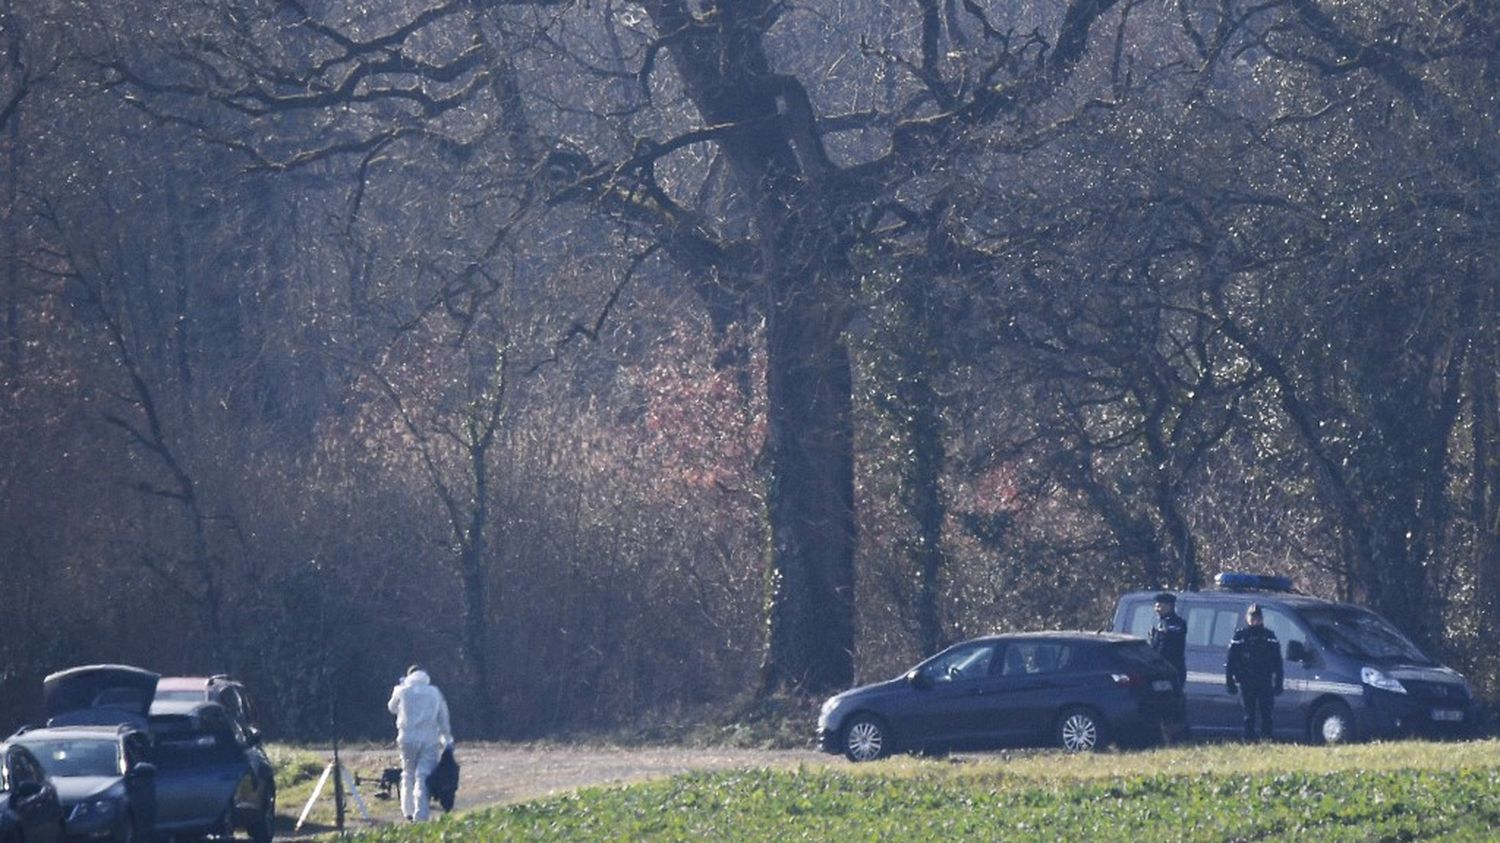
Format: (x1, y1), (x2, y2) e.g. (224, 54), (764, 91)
(7, 723), (135, 742)
(1119, 589), (1346, 610)
(963, 630), (1141, 645)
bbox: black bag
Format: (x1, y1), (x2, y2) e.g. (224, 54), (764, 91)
(426, 745), (460, 813)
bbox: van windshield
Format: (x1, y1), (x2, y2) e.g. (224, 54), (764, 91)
(1302, 606), (1432, 665)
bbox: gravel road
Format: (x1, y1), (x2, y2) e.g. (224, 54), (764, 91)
(311, 743), (834, 831)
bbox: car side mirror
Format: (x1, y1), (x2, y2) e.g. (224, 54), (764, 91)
(129, 762), (156, 778)
(906, 669), (932, 691)
(1286, 640), (1310, 664)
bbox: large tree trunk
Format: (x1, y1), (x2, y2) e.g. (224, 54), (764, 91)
(760, 266), (857, 694)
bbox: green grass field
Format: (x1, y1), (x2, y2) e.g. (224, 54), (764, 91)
(308, 740), (1500, 842)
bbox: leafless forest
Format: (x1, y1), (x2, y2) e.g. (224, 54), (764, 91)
(2, 0), (1498, 739)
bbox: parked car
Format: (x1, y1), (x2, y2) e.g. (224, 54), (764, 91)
(4, 724), (155, 843)
(39, 665), (277, 843)
(148, 698), (276, 843)
(1, 744), (66, 843)
(153, 675), (261, 738)
(1112, 572), (1482, 743)
(816, 631), (1182, 760)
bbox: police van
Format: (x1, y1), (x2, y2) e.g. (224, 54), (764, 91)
(1112, 573), (1480, 743)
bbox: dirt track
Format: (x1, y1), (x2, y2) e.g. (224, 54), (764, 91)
(314, 743), (833, 830)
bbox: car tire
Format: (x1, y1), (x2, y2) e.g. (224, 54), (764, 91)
(247, 791), (276, 843)
(1309, 701), (1356, 745)
(842, 714), (892, 762)
(1056, 706), (1108, 752)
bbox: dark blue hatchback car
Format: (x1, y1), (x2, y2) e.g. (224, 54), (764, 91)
(817, 631), (1181, 760)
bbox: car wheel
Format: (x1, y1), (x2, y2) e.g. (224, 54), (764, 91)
(1310, 701), (1356, 745)
(842, 714), (892, 762)
(1056, 706), (1108, 752)
(247, 790), (276, 843)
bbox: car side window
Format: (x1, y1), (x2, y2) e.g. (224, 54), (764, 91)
(219, 689), (244, 723)
(923, 643), (997, 683)
(1001, 643), (1073, 675)
(10, 750), (43, 786)
(124, 733), (151, 767)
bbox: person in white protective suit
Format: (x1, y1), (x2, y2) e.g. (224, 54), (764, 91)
(386, 665), (453, 821)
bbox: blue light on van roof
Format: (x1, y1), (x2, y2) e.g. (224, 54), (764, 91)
(1214, 572), (1295, 592)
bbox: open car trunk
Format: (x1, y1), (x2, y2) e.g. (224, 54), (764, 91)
(42, 664), (158, 726)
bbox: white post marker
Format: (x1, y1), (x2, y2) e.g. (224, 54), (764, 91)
(294, 760), (374, 832)
(341, 765), (374, 821)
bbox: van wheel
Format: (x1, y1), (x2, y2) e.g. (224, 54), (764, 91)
(1310, 701), (1356, 744)
(842, 714), (892, 762)
(1056, 706), (1108, 752)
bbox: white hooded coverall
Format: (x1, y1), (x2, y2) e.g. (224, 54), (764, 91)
(386, 670), (453, 821)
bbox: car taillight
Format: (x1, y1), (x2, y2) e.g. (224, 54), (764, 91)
(1110, 673), (1143, 688)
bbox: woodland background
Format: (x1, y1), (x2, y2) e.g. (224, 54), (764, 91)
(2, 0), (1498, 740)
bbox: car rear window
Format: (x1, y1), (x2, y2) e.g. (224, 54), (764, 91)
(1106, 641), (1174, 671)
(153, 690), (206, 702)
(150, 717), (242, 765)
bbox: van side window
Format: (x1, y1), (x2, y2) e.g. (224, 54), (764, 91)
(1211, 609), (1240, 647)
(1261, 608), (1306, 657)
(1126, 603), (1155, 638)
(1184, 606), (1215, 646)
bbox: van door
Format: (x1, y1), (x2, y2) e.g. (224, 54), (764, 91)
(1182, 602), (1248, 734)
(1259, 606), (1315, 739)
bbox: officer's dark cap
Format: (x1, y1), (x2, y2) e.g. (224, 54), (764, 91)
(1154, 592), (1176, 604)
(1246, 603), (1263, 617)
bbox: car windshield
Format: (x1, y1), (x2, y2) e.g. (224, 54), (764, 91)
(25, 738), (121, 778)
(1302, 607), (1432, 665)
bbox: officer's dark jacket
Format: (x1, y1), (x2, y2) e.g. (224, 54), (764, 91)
(1226, 625), (1284, 689)
(1149, 611), (1187, 682)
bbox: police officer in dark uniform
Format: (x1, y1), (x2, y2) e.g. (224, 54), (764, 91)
(1225, 603), (1284, 741)
(1149, 591), (1189, 741)
(1149, 592), (1187, 688)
